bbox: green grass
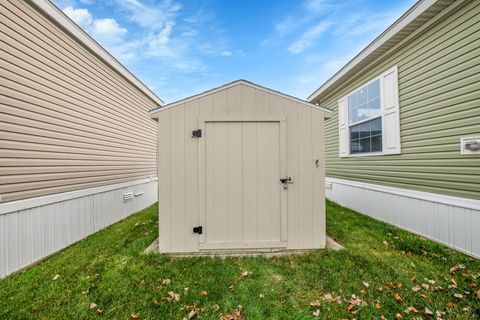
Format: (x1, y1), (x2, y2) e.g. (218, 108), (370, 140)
(0, 201), (479, 319)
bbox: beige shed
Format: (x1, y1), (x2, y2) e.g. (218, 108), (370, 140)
(149, 80), (332, 254)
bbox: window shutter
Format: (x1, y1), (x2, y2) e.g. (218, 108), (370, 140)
(381, 66), (401, 155)
(338, 97), (349, 157)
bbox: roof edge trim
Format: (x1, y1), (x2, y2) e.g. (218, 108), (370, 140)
(307, 0), (438, 102)
(149, 80), (332, 118)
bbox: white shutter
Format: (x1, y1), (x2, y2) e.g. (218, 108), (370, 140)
(338, 97), (349, 157)
(381, 66), (401, 155)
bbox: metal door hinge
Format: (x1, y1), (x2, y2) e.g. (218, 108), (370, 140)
(193, 226), (203, 234)
(192, 129), (202, 138)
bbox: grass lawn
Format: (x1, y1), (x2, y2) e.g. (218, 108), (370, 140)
(0, 201), (479, 319)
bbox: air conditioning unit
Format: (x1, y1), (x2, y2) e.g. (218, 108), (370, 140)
(460, 136), (480, 155)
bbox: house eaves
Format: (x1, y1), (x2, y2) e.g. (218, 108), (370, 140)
(307, 0), (458, 103)
(29, 0), (165, 106)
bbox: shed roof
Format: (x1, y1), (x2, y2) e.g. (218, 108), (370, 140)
(30, 0), (164, 106)
(307, 0), (457, 103)
(149, 80), (332, 118)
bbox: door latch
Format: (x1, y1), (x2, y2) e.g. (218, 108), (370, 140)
(280, 177), (293, 189)
(193, 226), (203, 234)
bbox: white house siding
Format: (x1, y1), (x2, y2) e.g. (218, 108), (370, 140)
(0, 178), (157, 279)
(326, 177), (480, 258)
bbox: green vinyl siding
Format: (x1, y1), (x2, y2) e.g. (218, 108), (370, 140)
(317, 0), (480, 200)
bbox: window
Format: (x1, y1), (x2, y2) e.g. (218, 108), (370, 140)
(337, 65), (401, 157)
(348, 79), (382, 154)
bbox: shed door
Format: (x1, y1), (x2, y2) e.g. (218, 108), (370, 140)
(199, 121), (286, 250)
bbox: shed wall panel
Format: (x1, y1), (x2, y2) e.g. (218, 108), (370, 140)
(156, 84), (327, 252)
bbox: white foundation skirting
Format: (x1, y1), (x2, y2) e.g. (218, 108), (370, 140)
(326, 177), (480, 258)
(0, 178), (158, 279)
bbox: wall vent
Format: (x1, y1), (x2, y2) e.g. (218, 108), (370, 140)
(461, 136), (480, 155)
(123, 191), (134, 202)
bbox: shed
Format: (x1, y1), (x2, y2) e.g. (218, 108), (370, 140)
(150, 80), (332, 254)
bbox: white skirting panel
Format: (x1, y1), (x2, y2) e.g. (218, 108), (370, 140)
(0, 178), (158, 279)
(326, 177), (480, 258)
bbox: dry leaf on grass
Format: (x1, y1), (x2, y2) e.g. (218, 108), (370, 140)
(131, 314), (139, 319)
(453, 293), (464, 299)
(363, 281), (370, 288)
(446, 301), (456, 308)
(162, 291), (180, 302)
(474, 290), (480, 297)
(375, 302), (382, 309)
(312, 309), (320, 317)
(97, 309), (104, 315)
(200, 291), (208, 297)
(394, 293), (402, 302)
(89, 303), (98, 309)
(424, 307), (434, 317)
(162, 279), (171, 285)
(405, 306), (419, 314)
(395, 313), (403, 319)
(450, 264), (465, 274)
(412, 285), (422, 292)
(52, 274), (60, 281)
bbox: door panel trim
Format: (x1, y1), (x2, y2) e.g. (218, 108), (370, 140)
(199, 241), (287, 250)
(198, 119), (287, 248)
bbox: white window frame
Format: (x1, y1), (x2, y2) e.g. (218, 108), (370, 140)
(338, 65), (401, 158)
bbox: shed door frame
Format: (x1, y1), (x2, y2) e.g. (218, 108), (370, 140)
(197, 116), (287, 248)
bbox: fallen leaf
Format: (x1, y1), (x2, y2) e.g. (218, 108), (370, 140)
(184, 288), (189, 293)
(187, 309), (197, 319)
(241, 271), (251, 278)
(363, 281), (370, 288)
(424, 307), (433, 317)
(200, 291), (208, 297)
(394, 293), (402, 302)
(469, 283), (478, 287)
(450, 264), (465, 274)
(153, 299), (159, 305)
(421, 283), (430, 290)
(446, 302), (456, 308)
(52, 274), (60, 281)
(131, 314), (139, 319)
(395, 313), (403, 319)
(31, 307), (39, 313)
(259, 293), (265, 299)
(474, 290), (480, 297)
(412, 285), (422, 292)
(381, 316), (387, 320)
(212, 304), (220, 312)
(462, 273), (469, 277)
(375, 302), (382, 309)
(310, 300), (321, 307)
(405, 306), (418, 314)
(396, 282), (403, 288)
(360, 289), (366, 294)
(436, 310), (446, 317)
(312, 309), (320, 317)
(453, 293), (464, 299)
(432, 286), (444, 292)
(97, 309), (103, 315)
(162, 279), (171, 285)
(162, 291), (180, 302)
(90, 303), (98, 309)
(411, 275), (417, 282)
(428, 279), (435, 285)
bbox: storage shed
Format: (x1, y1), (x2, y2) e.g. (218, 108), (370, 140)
(150, 80), (332, 254)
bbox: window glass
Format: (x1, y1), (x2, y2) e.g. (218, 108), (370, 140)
(348, 79), (381, 124)
(350, 118), (382, 154)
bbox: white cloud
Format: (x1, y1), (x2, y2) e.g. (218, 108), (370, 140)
(63, 6), (92, 29)
(288, 21), (330, 54)
(220, 51), (232, 56)
(91, 18), (127, 45)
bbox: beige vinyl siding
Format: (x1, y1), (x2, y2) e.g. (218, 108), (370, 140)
(156, 83), (327, 252)
(0, 0), (158, 203)
(314, 0), (480, 200)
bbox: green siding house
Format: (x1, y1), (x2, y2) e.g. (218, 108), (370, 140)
(308, 0), (480, 258)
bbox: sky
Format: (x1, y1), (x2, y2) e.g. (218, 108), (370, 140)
(53, 0), (416, 103)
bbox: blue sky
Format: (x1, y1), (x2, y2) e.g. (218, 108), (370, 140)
(53, 0), (415, 103)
